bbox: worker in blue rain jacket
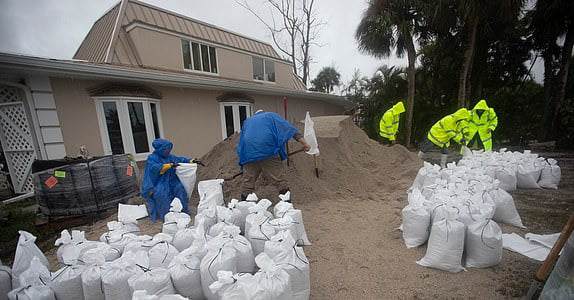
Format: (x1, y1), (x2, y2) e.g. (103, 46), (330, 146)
(141, 138), (197, 222)
(237, 110), (310, 201)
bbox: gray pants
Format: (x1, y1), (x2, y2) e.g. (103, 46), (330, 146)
(241, 156), (288, 194)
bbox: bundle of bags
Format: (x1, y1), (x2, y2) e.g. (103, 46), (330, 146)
(5, 178), (312, 300)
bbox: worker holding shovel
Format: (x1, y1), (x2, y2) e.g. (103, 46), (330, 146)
(237, 110), (310, 201)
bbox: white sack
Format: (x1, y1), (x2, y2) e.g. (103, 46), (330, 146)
(274, 200), (311, 246)
(252, 253), (293, 300)
(209, 271), (254, 300)
(525, 232), (560, 249)
(128, 268), (175, 296)
(245, 199), (273, 239)
(200, 239), (238, 300)
(8, 285), (55, 300)
(148, 241), (179, 268)
(417, 212), (466, 273)
(81, 253), (106, 300)
(163, 198), (191, 236)
(101, 253), (144, 300)
(219, 225), (256, 273)
(216, 202), (243, 229)
(55, 230), (99, 265)
(489, 188), (525, 228)
(17, 257), (50, 288)
(246, 212), (276, 257)
(465, 219), (502, 268)
(12, 231), (49, 288)
(175, 162), (198, 198)
(168, 243), (204, 299)
(502, 233), (550, 261)
(194, 205), (218, 233)
(122, 235), (154, 256)
(49, 265), (85, 300)
(118, 204), (149, 222)
(495, 168), (517, 192)
(402, 188), (430, 248)
(131, 290), (188, 300)
(234, 199), (256, 234)
(538, 159), (561, 189)
(264, 231), (310, 300)
(304, 112), (319, 155)
(197, 179), (225, 214)
(81, 242), (122, 262)
(172, 220), (207, 253)
(517, 165), (541, 189)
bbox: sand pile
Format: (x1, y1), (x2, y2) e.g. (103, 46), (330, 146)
(194, 116), (421, 204)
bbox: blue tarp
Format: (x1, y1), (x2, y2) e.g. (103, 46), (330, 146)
(237, 112), (299, 166)
(141, 139), (190, 222)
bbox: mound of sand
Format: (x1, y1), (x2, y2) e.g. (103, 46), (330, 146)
(194, 116), (421, 204)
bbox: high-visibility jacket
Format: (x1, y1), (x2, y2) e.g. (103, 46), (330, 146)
(466, 99), (498, 151)
(379, 101), (405, 141)
(427, 108), (470, 148)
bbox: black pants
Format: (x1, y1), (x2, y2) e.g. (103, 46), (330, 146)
(419, 136), (448, 154)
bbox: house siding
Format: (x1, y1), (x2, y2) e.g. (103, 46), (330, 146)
(49, 77), (344, 159)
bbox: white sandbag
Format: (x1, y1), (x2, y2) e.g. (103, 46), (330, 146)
(489, 188), (525, 228)
(220, 225), (256, 273)
(175, 162), (198, 199)
(128, 268), (175, 296)
(495, 168), (517, 192)
(235, 198), (257, 234)
(267, 216), (296, 245)
(274, 201), (311, 246)
(132, 290), (188, 300)
(263, 231), (310, 300)
(8, 285), (55, 300)
(538, 158), (561, 189)
(163, 198), (191, 236)
(55, 230), (99, 265)
(200, 238), (238, 300)
(194, 206), (218, 233)
(81, 253), (106, 300)
(246, 211), (276, 257)
(101, 253), (145, 300)
(122, 235), (154, 256)
(17, 257), (50, 288)
(209, 271), (255, 300)
(197, 179), (225, 214)
(0, 262), (11, 300)
(216, 202), (243, 229)
(465, 217), (502, 268)
(172, 219), (207, 253)
(245, 199), (273, 236)
(252, 253), (293, 300)
(148, 241), (180, 269)
(517, 165), (541, 189)
(49, 264), (85, 300)
(82, 242), (122, 263)
(401, 189), (431, 248)
(417, 211), (466, 273)
(118, 204), (148, 222)
(168, 241), (204, 299)
(12, 231), (49, 288)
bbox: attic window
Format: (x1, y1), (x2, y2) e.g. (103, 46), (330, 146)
(252, 57), (275, 82)
(182, 40), (218, 74)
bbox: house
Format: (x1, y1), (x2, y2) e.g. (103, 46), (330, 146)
(0, 0), (348, 194)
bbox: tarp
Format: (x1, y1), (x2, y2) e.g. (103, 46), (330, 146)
(502, 233), (560, 261)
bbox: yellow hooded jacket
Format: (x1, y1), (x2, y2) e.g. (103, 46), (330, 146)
(379, 101), (405, 141)
(466, 99), (497, 151)
(427, 108), (470, 148)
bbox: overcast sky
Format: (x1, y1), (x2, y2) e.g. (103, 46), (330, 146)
(0, 0), (542, 86)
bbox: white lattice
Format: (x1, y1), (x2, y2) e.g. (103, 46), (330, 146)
(0, 86), (35, 193)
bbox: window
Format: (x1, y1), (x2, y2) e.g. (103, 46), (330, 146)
(252, 57), (275, 82)
(220, 102), (253, 139)
(95, 98), (164, 160)
(182, 40), (218, 74)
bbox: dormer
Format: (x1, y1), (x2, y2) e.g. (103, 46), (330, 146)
(74, 0), (306, 91)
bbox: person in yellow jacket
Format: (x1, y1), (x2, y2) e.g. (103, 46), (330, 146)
(418, 108), (471, 168)
(466, 99), (498, 151)
(379, 101), (405, 144)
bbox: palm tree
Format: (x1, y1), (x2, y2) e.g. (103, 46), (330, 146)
(356, 0), (419, 147)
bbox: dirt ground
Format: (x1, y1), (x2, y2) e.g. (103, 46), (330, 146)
(34, 116), (574, 299)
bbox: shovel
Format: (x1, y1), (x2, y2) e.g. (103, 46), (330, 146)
(525, 214), (574, 299)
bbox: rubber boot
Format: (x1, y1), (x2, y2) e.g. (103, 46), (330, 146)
(440, 154), (448, 168)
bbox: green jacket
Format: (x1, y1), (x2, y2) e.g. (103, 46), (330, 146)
(427, 108), (470, 148)
(379, 101), (405, 141)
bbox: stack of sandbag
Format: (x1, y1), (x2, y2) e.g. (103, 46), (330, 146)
(273, 192), (312, 246)
(54, 230), (99, 264)
(245, 199), (276, 256)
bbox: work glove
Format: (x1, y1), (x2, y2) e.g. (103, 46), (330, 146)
(192, 159), (205, 167)
(160, 163), (173, 175)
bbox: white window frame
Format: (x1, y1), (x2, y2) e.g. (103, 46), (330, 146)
(252, 56), (276, 83)
(219, 102), (253, 139)
(182, 40), (219, 75)
(94, 96), (165, 161)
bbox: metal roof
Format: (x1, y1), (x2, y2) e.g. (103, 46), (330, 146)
(0, 52), (350, 108)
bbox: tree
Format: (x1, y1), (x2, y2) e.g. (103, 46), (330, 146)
(310, 66), (340, 93)
(355, 0), (420, 147)
(530, 0), (574, 140)
(236, 0), (322, 85)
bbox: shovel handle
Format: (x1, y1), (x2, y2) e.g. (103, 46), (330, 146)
(535, 214), (574, 282)
(288, 148), (306, 156)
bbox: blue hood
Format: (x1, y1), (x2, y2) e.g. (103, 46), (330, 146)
(152, 139), (173, 158)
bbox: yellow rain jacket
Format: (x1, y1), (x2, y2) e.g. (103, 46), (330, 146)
(466, 99), (498, 151)
(427, 108), (470, 148)
(379, 101), (405, 141)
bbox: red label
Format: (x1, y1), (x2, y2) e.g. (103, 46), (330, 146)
(45, 176), (58, 189)
(126, 165), (133, 177)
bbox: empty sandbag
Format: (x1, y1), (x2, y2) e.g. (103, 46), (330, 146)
(12, 231), (49, 288)
(175, 162), (198, 199)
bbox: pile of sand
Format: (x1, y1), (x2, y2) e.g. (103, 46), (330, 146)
(194, 116), (421, 204)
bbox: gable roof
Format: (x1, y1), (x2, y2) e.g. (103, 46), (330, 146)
(74, 0), (282, 63)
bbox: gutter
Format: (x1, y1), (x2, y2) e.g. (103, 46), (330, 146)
(0, 52), (351, 108)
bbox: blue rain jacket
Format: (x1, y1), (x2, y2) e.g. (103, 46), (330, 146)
(237, 112), (299, 166)
(141, 139), (190, 222)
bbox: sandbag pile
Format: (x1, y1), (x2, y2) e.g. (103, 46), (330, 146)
(405, 149), (560, 272)
(6, 179), (312, 300)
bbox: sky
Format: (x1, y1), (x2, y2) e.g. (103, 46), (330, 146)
(0, 0), (542, 86)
